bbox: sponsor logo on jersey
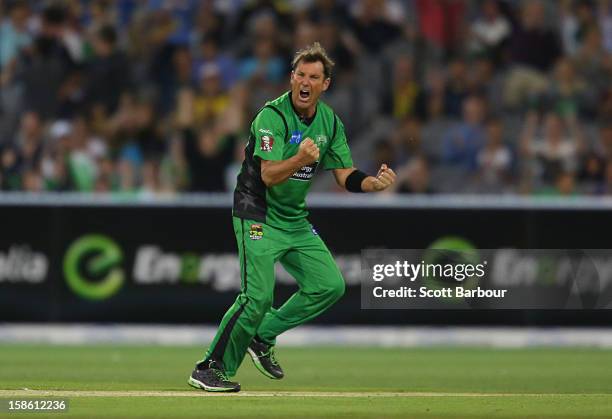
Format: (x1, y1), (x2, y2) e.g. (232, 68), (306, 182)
(258, 128), (273, 135)
(291, 162), (318, 181)
(249, 224), (264, 240)
(260, 135), (274, 152)
(315, 135), (328, 148)
(290, 130), (303, 144)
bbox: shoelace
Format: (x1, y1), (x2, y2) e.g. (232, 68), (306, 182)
(264, 346), (279, 367)
(213, 368), (230, 382)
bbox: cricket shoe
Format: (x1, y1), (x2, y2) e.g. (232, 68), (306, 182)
(188, 359), (241, 392)
(247, 338), (284, 379)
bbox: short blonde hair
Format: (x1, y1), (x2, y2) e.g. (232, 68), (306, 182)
(292, 42), (335, 79)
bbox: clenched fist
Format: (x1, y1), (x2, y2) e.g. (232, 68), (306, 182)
(296, 138), (320, 165)
(371, 164), (396, 191)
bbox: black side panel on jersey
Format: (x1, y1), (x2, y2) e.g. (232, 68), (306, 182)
(233, 105), (288, 222)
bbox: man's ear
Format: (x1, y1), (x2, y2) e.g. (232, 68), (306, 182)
(290, 71), (295, 82)
(323, 78), (331, 91)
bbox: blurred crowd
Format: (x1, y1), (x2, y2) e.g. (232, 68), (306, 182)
(0, 0), (610, 196)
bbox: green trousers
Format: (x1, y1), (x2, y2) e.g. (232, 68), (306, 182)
(203, 217), (345, 376)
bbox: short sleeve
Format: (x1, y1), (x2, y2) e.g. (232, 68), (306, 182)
(252, 107), (286, 161)
(322, 115), (354, 170)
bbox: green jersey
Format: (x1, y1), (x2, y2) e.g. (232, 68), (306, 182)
(233, 91), (354, 229)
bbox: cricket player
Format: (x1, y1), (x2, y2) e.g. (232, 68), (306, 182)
(189, 42), (396, 392)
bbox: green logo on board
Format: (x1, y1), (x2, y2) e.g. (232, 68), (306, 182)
(63, 235), (124, 300)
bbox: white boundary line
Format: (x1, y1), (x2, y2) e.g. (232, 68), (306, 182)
(0, 390), (609, 398)
(2, 325), (612, 347)
(1, 191), (612, 210)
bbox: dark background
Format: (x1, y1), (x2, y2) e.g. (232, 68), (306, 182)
(1, 202), (610, 325)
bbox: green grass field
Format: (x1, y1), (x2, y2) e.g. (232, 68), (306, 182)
(1, 345), (612, 418)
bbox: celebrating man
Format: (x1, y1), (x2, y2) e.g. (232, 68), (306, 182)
(189, 42), (396, 392)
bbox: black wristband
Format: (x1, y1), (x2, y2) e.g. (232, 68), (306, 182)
(345, 169), (368, 193)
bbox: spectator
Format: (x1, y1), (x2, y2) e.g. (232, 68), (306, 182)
(393, 155), (434, 194)
(16, 4), (74, 119)
(476, 117), (513, 190)
(416, 0), (466, 56)
(348, 0), (401, 54)
(544, 57), (590, 118)
(550, 170), (578, 196)
(368, 139), (398, 175)
(444, 57), (471, 117)
(577, 151), (605, 191)
(151, 44), (190, 116)
(134, 100), (166, 161)
(293, 20), (318, 51)
(0, 1), (609, 198)
(418, 67), (447, 121)
(192, 1), (226, 47)
(572, 26), (611, 94)
(317, 17), (357, 83)
(66, 116), (106, 192)
(146, 0), (199, 46)
(469, 57), (505, 115)
(178, 63), (230, 131)
(138, 158), (162, 197)
(192, 35), (237, 91)
(181, 126), (236, 192)
(1, 144), (21, 190)
(0, 0), (32, 72)
(520, 111), (585, 185)
(86, 0), (115, 34)
(510, 1), (563, 72)
(159, 134), (188, 194)
(533, 170), (578, 196)
(94, 156), (117, 193)
(41, 120), (71, 191)
(233, 0), (293, 37)
(1, 112), (44, 190)
(561, 0), (599, 55)
(504, 1), (562, 108)
(22, 167), (43, 192)
(442, 95), (487, 170)
(308, 0), (350, 26)
(239, 37), (285, 85)
(85, 25), (130, 115)
(467, 0), (511, 65)
(391, 116), (423, 164)
(383, 55), (423, 120)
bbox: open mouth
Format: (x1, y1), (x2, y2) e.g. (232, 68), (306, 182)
(299, 89), (310, 101)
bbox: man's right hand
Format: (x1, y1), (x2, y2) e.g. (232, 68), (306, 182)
(261, 138), (320, 187)
(296, 138), (319, 165)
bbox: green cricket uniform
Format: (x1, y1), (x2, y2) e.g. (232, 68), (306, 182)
(204, 92), (354, 376)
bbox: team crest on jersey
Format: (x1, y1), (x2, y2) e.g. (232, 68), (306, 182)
(249, 224), (264, 240)
(290, 130), (303, 144)
(315, 135), (328, 148)
(260, 135), (274, 152)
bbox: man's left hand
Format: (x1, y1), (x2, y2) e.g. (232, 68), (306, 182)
(371, 164), (396, 191)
